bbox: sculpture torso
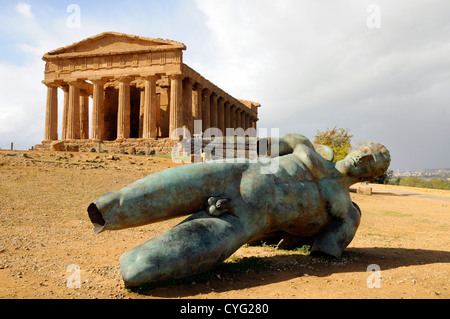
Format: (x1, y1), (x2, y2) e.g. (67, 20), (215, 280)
(238, 143), (353, 237)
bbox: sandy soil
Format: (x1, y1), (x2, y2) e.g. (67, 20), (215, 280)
(0, 150), (448, 300)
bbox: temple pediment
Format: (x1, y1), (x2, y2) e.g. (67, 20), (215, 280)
(43, 32), (186, 60)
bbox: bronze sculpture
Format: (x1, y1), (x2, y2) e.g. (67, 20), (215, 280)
(87, 133), (390, 287)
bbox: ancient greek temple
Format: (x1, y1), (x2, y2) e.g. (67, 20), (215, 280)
(41, 32), (260, 144)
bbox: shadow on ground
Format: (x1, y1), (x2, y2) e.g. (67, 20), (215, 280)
(129, 247), (450, 297)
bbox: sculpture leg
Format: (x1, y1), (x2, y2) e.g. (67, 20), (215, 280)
(119, 211), (258, 287)
(88, 162), (247, 233)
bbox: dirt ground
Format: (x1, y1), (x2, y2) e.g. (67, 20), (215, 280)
(0, 149), (448, 300)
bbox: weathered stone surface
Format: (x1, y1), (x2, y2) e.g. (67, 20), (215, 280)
(50, 141), (64, 152)
(65, 145), (79, 152)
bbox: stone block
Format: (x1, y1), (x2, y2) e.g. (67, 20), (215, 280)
(357, 186), (372, 196)
(50, 141), (65, 152)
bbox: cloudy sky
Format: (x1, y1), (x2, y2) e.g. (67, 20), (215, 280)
(0, 0), (449, 171)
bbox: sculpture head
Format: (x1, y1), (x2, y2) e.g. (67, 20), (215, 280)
(336, 143), (391, 182)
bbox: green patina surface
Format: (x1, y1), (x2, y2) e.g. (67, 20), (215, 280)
(88, 133), (391, 287)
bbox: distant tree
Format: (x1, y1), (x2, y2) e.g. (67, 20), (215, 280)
(313, 126), (353, 162)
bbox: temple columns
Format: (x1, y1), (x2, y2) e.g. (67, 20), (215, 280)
(91, 79), (106, 140)
(138, 86), (145, 138)
(202, 89), (211, 131)
(66, 81), (81, 140)
(142, 75), (159, 138)
(241, 111), (246, 130)
(61, 85), (69, 140)
(192, 83), (203, 124)
(44, 82), (58, 141)
(182, 78), (195, 134)
(236, 109), (241, 129)
(169, 73), (185, 138)
(116, 76), (132, 139)
(224, 101), (230, 134)
(79, 90), (89, 139)
(158, 78), (170, 138)
(217, 97), (225, 134)
(230, 105), (236, 131)
(210, 94), (219, 129)
(42, 76), (258, 143)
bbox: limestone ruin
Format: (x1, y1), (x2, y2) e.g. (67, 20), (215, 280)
(37, 32), (260, 151)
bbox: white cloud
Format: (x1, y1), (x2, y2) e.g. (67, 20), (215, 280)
(16, 3), (33, 18)
(194, 0), (450, 170)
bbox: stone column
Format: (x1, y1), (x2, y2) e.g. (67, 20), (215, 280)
(116, 76), (132, 140)
(91, 79), (106, 141)
(236, 108), (241, 129)
(241, 111), (247, 130)
(158, 77), (170, 138)
(61, 84), (69, 140)
(230, 105), (236, 130)
(67, 81), (82, 140)
(210, 94), (219, 129)
(244, 113), (248, 132)
(217, 97), (225, 134)
(169, 73), (185, 138)
(247, 115), (256, 136)
(252, 116), (257, 129)
(224, 101), (231, 134)
(202, 89), (211, 132)
(182, 78), (195, 135)
(156, 93), (161, 137)
(192, 83), (203, 123)
(138, 85), (145, 138)
(44, 82), (58, 141)
(79, 90), (89, 139)
(142, 75), (159, 138)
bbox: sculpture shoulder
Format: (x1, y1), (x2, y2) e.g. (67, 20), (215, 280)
(292, 144), (333, 179)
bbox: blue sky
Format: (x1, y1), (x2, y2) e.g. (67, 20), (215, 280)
(0, 0), (449, 172)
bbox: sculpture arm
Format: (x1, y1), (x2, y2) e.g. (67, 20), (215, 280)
(260, 133), (315, 157)
(260, 133), (335, 161)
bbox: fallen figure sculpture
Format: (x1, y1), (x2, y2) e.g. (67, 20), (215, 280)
(87, 133), (390, 287)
